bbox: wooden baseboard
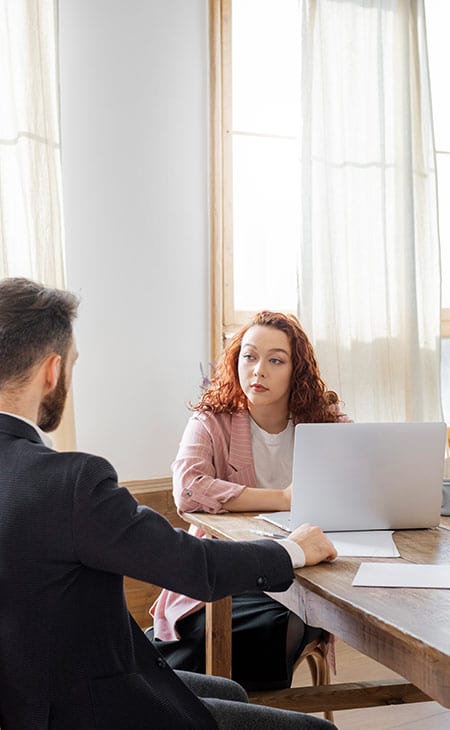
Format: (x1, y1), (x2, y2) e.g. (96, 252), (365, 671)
(120, 476), (173, 494)
(121, 476), (184, 527)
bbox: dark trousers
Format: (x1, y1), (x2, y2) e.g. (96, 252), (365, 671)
(177, 671), (337, 729)
(148, 593), (323, 691)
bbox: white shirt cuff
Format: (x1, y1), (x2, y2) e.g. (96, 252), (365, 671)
(277, 538), (306, 569)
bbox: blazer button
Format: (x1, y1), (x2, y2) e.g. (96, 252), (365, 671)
(256, 576), (267, 588)
(156, 656), (167, 669)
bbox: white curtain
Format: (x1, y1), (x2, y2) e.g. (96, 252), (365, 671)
(0, 0), (74, 449)
(297, 0), (442, 422)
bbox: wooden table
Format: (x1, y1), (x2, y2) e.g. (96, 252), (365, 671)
(181, 511), (450, 713)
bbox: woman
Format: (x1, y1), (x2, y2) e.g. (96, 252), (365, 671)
(148, 311), (349, 690)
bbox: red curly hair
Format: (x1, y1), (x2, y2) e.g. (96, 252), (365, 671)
(194, 311), (342, 424)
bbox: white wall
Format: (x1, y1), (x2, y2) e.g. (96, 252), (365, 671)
(59, 0), (209, 480)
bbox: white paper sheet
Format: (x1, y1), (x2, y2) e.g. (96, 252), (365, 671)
(254, 516), (400, 557)
(353, 562), (450, 588)
(327, 531), (400, 558)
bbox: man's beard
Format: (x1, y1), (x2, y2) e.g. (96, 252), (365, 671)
(37, 367), (68, 433)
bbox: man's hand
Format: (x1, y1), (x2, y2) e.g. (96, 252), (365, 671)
(288, 523), (337, 565)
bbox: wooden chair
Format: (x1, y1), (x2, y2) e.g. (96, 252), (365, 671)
(295, 636), (333, 721)
(248, 634), (333, 723)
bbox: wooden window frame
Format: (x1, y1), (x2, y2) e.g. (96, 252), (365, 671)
(209, 0), (262, 363)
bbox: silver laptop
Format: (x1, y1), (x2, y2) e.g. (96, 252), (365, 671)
(262, 422), (447, 532)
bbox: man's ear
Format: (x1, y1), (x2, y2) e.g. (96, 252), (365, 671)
(43, 353), (62, 392)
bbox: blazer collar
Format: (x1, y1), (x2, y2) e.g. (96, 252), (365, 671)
(0, 413), (46, 445)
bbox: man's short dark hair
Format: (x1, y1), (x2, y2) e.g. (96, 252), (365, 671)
(0, 277), (79, 388)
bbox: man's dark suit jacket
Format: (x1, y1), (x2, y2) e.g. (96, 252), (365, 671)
(0, 414), (294, 729)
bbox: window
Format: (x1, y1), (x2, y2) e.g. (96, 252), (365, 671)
(210, 0), (301, 345)
(210, 0), (450, 421)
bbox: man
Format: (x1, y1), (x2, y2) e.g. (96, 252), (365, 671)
(0, 277), (337, 729)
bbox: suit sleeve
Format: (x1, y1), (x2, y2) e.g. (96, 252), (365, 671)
(71, 454), (293, 601)
(172, 415), (246, 514)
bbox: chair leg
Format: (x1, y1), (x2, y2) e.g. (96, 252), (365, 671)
(305, 644), (334, 723)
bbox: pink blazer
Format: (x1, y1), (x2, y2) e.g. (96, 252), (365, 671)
(151, 408), (351, 642)
(151, 411), (256, 639)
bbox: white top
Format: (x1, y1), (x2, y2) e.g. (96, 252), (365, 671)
(249, 417), (304, 566)
(250, 417), (294, 490)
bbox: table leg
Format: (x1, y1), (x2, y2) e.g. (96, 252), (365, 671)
(205, 595), (232, 678)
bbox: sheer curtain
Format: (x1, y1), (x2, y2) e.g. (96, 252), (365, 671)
(297, 0), (442, 422)
(0, 0), (75, 450)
